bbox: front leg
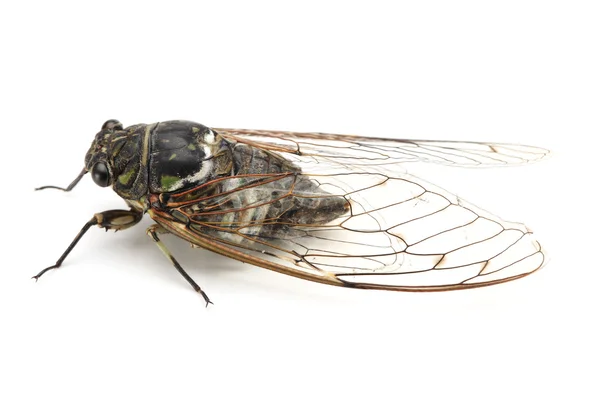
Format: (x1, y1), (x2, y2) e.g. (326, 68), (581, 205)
(33, 209), (143, 280)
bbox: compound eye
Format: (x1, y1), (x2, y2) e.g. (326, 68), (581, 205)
(91, 162), (111, 187)
(101, 119), (123, 131)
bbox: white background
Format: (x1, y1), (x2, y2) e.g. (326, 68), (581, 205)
(1, 1), (598, 399)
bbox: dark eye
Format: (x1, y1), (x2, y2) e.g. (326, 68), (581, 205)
(91, 162), (111, 187)
(101, 119), (123, 131)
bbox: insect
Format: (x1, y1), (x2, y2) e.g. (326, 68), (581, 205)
(35, 120), (548, 305)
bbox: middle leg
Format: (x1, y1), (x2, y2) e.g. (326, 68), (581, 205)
(147, 224), (213, 307)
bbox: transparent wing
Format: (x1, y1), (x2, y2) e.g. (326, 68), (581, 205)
(217, 128), (550, 168)
(152, 129), (547, 292)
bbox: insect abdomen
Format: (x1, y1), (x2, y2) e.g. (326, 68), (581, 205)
(222, 142), (348, 236)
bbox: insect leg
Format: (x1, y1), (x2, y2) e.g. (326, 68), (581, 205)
(147, 224), (213, 307)
(33, 209), (143, 280)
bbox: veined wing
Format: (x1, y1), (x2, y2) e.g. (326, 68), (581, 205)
(151, 128), (546, 292)
(217, 128), (550, 168)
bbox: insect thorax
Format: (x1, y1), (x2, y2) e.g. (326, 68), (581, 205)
(86, 120), (223, 203)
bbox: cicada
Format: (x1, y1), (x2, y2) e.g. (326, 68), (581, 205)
(35, 120), (548, 305)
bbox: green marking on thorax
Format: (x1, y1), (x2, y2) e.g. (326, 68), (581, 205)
(161, 175), (180, 190)
(187, 143), (196, 151)
(169, 153), (177, 161)
(192, 127), (200, 133)
(119, 168), (136, 185)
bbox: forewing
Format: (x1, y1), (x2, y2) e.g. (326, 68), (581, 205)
(216, 128), (550, 168)
(152, 128), (546, 292)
